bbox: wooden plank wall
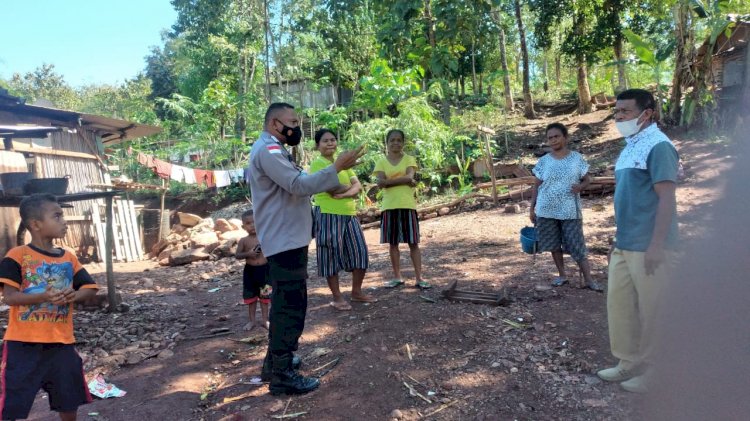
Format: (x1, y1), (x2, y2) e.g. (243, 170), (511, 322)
(30, 131), (105, 256)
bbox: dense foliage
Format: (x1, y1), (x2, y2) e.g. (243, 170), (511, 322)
(2, 0), (749, 204)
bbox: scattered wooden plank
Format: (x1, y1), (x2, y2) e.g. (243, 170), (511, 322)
(109, 203), (123, 262)
(91, 204), (106, 263)
(127, 200), (144, 260)
(120, 199), (139, 261)
(442, 280), (510, 306)
(115, 199), (133, 262)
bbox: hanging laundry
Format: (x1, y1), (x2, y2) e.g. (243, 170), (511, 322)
(229, 168), (245, 184)
(170, 165), (196, 184)
(214, 170), (232, 188)
(193, 169), (215, 188)
(153, 159), (172, 180)
(137, 152), (155, 169)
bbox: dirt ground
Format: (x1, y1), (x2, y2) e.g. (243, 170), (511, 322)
(15, 110), (734, 421)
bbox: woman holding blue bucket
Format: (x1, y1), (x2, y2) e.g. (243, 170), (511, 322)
(529, 123), (603, 292)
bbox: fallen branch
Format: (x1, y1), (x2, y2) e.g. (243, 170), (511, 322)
(404, 374), (426, 388)
(222, 392), (253, 404)
(312, 358), (340, 372)
(403, 381), (432, 404)
(227, 335), (265, 344)
(421, 399), (461, 419)
(270, 412), (307, 419)
(501, 318), (527, 329)
(406, 344), (413, 361)
(186, 331), (233, 341)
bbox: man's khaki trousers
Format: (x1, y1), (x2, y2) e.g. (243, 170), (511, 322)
(607, 248), (672, 365)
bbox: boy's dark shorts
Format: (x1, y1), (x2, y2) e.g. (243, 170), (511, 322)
(243, 263), (272, 304)
(0, 341), (92, 420)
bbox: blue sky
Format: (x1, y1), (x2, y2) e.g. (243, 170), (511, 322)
(0, 0), (177, 87)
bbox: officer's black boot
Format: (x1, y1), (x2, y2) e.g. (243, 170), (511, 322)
(269, 355), (319, 395)
(261, 352), (301, 382)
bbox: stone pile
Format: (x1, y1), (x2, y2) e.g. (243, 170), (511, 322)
(150, 212), (247, 266)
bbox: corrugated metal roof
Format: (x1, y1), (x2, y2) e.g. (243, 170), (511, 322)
(0, 99), (161, 145)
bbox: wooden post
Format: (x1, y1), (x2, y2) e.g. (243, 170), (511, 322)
(105, 195), (116, 312)
(157, 179), (167, 240)
(478, 125), (498, 205)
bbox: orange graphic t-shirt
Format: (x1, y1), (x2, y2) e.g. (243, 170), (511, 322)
(0, 245), (98, 344)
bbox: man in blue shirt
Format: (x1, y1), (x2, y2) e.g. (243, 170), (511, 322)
(597, 89), (679, 393)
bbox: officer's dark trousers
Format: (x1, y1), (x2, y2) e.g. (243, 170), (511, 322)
(265, 247), (309, 366)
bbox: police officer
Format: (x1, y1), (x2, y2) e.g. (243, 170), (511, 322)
(249, 102), (363, 395)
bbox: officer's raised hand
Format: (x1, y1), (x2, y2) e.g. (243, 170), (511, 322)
(334, 145), (365, 172)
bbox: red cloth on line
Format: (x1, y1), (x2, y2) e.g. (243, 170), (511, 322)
(193, 169), (216, 188)
(153, 159), (172, 180)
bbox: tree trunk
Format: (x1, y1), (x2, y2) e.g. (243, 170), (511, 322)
(471, 38), (478, 94)
(613, 37), (628, 94)
(514, 0), (535, 118)
(669, 1), (691, 125)
(263, 0), (271, 101)
(479, 73), (483, 95)
(424, 0), (449, 123)
(542, 52), (549, 92)
(460, 76), (465, 98)
(577, 57), (593, 114)
(497, 23), (514, 110)
(555, 55), (561, 87)
(237, 37), (247, 143)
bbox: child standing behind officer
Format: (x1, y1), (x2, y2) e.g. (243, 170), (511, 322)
(0, 194), (99, 421)
(236, 209), (272, 331)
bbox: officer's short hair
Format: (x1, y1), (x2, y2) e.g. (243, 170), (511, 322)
(264, 103), (295, 125)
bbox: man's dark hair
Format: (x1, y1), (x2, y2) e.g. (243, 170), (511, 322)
(241, 209), (254, 219)
(545, 122), (569, 137)
(314, 128), (336, 145)
(20, 194), (58, 229)
(386, 129), (405, 142)
(264, 102), (295, 125)
(617, 89), (656, 112)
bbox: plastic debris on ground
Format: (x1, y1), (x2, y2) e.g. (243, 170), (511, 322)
(88, 374), (127, 398)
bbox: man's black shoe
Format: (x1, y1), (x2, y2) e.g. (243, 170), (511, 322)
(261, 355), (302, 382)
(269, 371), (320, 395)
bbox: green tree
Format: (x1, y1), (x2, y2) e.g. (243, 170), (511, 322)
(8, 64), (81, 110)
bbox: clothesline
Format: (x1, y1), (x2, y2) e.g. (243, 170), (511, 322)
(136, 152), (247, 189)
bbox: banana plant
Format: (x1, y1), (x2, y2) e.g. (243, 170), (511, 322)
(623, 29), (675, 120)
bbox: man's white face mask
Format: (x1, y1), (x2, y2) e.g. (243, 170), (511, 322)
(615, 110), (647, 137)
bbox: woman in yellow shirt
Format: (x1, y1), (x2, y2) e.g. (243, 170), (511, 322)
(374, 129), (431, 289)
(310, 129), (376, 310)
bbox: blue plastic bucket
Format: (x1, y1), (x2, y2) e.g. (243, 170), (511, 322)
(520, 226), (538, 254)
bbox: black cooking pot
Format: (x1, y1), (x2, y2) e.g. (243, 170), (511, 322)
(0, 172), (35, 196)
(23, 176), (70, 195)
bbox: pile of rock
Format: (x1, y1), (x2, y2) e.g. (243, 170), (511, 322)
(150, 212), (247, 266)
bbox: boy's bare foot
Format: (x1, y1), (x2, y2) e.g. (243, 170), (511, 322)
(243, 322), (255, 331)
(351, 293), (378, 303)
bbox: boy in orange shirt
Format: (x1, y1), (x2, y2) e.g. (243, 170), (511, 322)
(0, 194), (98, 421)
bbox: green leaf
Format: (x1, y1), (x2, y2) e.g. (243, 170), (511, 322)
(689, 0), (708, 18)
(623, 29), (656, 66)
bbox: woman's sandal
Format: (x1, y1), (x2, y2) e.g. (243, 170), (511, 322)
(551, 277), (568, 287)
(384, 279), (404, 288)
(415, 280), (432, 290)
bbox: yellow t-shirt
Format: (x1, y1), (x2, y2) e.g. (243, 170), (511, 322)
(309, 155), (358, 216)
(0, 245), (98, 344)
(373, 154), (418, 210)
